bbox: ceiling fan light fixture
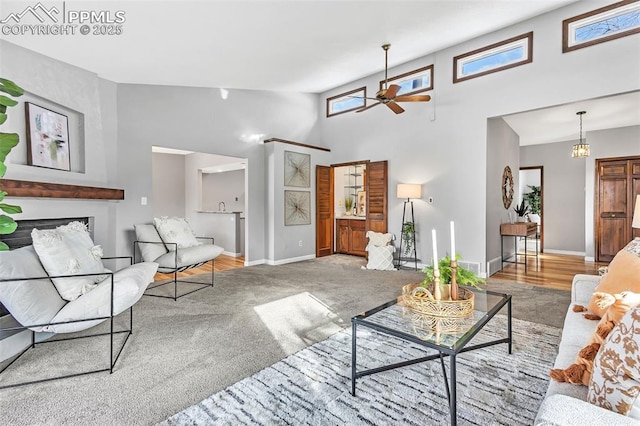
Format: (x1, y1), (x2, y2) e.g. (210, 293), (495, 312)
(571, 111), (590, 158)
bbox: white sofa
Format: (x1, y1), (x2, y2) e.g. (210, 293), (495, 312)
(534, 274), (640, 425)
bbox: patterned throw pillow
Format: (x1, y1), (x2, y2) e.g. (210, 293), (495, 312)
(365, 231), (393, 248)
(366, 245), (396, 271)
(153, 217), (201, 250)
(624, 237), (640, 257)
(32, 221), (108, 301)
(588, 305), (640, 416)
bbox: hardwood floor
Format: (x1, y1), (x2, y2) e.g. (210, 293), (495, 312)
(491, 252), (606, 291)
(154, 254), (245, 281)
(155, 252), (604, 293)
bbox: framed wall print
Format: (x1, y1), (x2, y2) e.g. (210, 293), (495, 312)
(284, 190), (311, 226)
(284, 151), (310, 187)
(25, 102), (71, 171)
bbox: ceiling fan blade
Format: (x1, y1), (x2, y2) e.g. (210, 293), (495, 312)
(385, 84), (401, 99)
(356, 102), (382, 113)
(394, 95), (432, 102)
(386, 102), (405, 114)
(348, 95), (383, 101)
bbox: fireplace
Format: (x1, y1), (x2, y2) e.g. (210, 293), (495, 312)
(0, 217), (92, 317)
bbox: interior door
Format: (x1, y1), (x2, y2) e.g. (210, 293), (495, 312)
(595, 156), (640, 262)
(315, 165), (333, 257)
(366, 160), (388, 233)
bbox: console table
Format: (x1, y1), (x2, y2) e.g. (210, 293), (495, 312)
(500, 222), (538, 273)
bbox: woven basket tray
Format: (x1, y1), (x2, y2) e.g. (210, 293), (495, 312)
(400, 282), (474, 318)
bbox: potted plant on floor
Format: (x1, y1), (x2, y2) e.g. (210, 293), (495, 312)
(0, 77), (24, 250)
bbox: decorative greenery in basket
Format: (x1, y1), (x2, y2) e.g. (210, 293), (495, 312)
(421, 254), (485, 290)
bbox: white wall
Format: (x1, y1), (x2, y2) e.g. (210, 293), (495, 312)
(202, 169), (245, 213)
(319, 0), (640, 272)
(152, 152), (186, 218)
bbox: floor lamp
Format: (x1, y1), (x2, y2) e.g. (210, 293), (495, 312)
(396, 183), (422, 270)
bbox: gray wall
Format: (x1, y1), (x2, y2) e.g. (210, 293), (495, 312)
(520, 140), (586, 254)
(319, 0), (640, 272)
(152, 152), (186, 218)
(202, 169), (245, 213)
(486, 117), (520, 272)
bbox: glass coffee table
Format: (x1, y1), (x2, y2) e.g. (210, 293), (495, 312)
(351, 288), (512, 426)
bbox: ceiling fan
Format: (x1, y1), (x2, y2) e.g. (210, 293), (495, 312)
(356, 44), (431, 114)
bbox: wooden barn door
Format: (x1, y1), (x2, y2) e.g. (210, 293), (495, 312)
(595, 156), (640, 262)
(315, 165), (333, 257)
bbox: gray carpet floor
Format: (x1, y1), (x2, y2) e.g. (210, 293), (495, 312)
(0, 255), (571, 425)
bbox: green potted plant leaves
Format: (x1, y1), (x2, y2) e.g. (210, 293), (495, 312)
(344, 196), (353, 215)
(401, 221), (415, 257)
(0, 77), (24, 250)
(513, 199), (529, 221)
(421, 254), (485, 290)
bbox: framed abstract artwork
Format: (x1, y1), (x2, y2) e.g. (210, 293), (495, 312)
(284, 151), (310, 187)
(284, 190), (311, 226)
(25, 102), (71, 171)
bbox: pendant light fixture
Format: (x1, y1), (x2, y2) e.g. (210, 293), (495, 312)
(571, 111), (590, 158)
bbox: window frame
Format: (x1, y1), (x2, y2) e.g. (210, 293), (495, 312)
(453, 32), (533, 84)
(326, 86), (367, 117)
(379, 64), (434, 96)
(562, 0), (640, 53)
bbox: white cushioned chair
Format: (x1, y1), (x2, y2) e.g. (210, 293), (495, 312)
(0, 244), (158, 388)
(134, 219), (224, 300)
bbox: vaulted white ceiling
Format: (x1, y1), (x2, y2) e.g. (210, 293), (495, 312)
(0, 0), (576, 93)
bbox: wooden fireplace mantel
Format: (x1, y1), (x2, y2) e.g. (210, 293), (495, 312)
(0, 179), (124, 200)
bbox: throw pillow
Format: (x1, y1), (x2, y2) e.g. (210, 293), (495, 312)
(365, 245), (396, 271)
(623, 237), (640, 257)
(31, 221), (108, 301)
(365, 230), (393, 248)
(587, 250), (640, 317)
(588, 305), (640, 417)
(551, 292), (640, 386)
(153, 217), (200, 250)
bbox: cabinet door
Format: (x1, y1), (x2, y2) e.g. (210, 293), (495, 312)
(349, 220), (367, 256)
(336, 219), (350, 254)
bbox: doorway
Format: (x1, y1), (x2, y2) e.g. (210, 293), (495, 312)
(519, 166), (543, 252)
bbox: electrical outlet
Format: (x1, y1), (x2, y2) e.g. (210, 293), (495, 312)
(298, 240), (303, 247)
(141, 196), (147, 206)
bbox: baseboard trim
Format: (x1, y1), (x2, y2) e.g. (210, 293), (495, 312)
(222, 251), (242, 258)
(245, 259), (266, 267)
(544, 249), (586, 257)
(266, 254), (316, 266)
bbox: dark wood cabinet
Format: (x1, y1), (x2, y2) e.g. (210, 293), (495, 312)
(336, 219), (366, 256)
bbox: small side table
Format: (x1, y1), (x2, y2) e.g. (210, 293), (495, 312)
(500, 222), (538, 273)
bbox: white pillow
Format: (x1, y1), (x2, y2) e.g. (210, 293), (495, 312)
(32, 221), (108, 302)
(366, 231), (393, 248)
(366, 245), (396, 271)
(153, 217), (201, 250)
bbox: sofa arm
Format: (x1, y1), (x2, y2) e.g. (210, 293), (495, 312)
(535, 394), (638, 425)
(572, 274), (601, 305)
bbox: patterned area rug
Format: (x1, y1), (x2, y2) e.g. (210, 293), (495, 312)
(162, 316), (560, 426)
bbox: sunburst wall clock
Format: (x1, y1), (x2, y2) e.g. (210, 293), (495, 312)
(284, 151), (310, 187)
(285, 191), (311, 226)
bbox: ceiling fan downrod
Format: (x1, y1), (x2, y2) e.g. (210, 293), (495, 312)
(382, 43), (390, 90)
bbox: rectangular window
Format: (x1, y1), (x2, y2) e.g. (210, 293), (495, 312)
(453, 32), (533, 83)
(380, 65), (433, 96)
(326, 87), (366, 117)
(563, 0), (640, 52)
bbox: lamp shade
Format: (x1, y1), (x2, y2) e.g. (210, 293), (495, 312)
(397, 183), (422, 199)
(633, 195), (640, 229)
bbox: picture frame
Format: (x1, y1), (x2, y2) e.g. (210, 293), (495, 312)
(284, 190), (311, 226)
(284, 151), (310, 187)
(25, 102), (71, 171)
(356, 190), (366, 217)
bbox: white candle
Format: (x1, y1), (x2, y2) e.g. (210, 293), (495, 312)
(432, 229), (438, 271)
(450, 221), (456, 259)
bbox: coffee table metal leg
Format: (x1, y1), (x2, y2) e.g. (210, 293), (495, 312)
(508, 298), (513, 354)
(351, 321), (357, 396)
(439, 353), (450, 406)
(450, 354), (457, 426)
